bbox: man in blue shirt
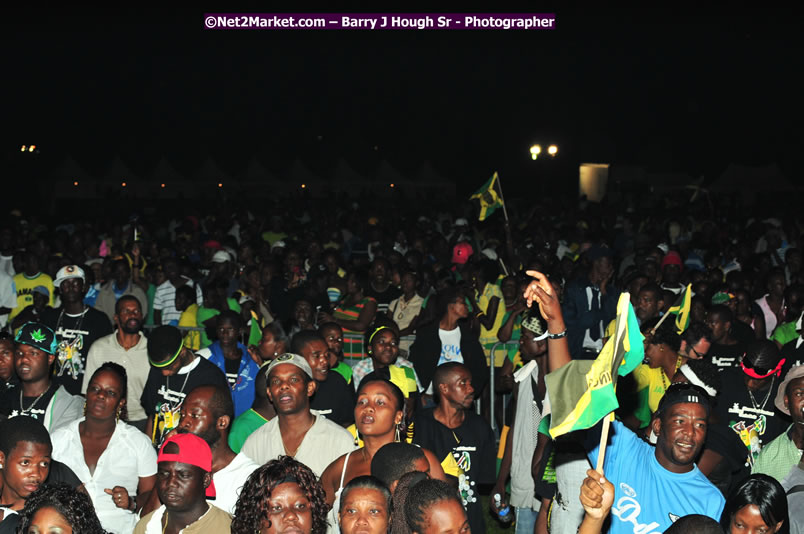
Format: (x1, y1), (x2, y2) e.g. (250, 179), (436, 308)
(588, 383), (725, 533)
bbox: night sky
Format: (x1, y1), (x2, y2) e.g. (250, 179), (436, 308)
(7, 7), (803, 192)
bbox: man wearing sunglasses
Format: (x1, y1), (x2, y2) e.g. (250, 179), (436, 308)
(678, 321), (713, 366)
(697, 339), (788, 494)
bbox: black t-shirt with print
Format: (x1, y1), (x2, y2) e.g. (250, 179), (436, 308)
(708, 342), (746, 370)
(0, 382), (57, 423)
(413, 408), (496, 534)
(42, 306), (113, 395)
(140, 357), (228, 445)
(704, 367), (787, 493)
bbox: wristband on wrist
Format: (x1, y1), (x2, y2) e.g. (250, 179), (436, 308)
(547, 330), (567, 339)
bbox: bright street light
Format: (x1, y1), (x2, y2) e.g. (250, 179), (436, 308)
(530, 143), (558, 160)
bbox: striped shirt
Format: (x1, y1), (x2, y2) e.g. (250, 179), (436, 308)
(152, 277), (202, 325)
(333, 296), (376, 361)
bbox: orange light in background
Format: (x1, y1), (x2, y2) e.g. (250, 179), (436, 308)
(20, 145), (26, 152)
(73, 181), (79, 186)
(218, 183), (223, 188)
(390, 183), (395, 188)
(301, 184), (306, 189)
(29, 145), (36, 152)
(161, 183), (166, 188)
(122, 182), (127, 187)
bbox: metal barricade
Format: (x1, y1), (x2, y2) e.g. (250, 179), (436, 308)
(484, 341), (519, 437)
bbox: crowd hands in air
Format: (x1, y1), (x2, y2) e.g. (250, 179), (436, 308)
(0, 190), (803, 533)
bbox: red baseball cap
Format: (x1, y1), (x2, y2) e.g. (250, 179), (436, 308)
(158, 433), (216, 497)
(452, 242), (474, 265)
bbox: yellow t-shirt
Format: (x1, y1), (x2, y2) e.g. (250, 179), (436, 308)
(178, 303), (200, 351)
(478, 282), (505, 364)
(632, 363), (670, 427)
(9, 272), (55, 321)
(478, 283), (505, 342)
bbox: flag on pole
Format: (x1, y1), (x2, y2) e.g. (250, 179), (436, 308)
(545, 293), (644, 439)
(470, 172), (504, 221)
(666, 284), (692, 334)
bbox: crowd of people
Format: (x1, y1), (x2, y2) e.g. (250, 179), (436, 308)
(0, 190), (803, 533)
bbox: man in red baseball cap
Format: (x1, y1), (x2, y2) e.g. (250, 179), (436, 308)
(134, 433), (231, 533)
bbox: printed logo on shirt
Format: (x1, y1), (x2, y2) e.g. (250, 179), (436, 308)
(612, 483), (662, 534)
(730, 415), (767, 466)
(8, 408), (45, 420)
(439, 344), (462, 365)
(711, 356), (736, 368)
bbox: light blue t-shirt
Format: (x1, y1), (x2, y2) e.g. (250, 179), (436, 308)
(588, 420), (725, 534)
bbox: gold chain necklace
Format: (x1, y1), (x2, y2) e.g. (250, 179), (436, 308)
(282, 417), (315, 457)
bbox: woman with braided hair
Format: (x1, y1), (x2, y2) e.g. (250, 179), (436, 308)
(404, 478), (470, 534)
(16, 482), (108, 534)
(231, 455), (329, 534)
(50, 362), (157, 534)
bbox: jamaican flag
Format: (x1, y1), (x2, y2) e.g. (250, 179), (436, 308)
(666, 284), (692, 334)
(470, 172), (504, 221)
(545, 293), (644, 439)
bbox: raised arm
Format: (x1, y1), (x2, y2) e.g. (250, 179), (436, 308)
(524, 270), (571, 371)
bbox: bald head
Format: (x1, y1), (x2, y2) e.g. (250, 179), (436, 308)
(432, 362), (465, 390)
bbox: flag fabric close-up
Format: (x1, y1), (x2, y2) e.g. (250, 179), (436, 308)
(470, 172), (503, 221)
(545, 293), (644, 439)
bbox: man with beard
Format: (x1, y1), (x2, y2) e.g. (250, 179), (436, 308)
(41, 264), (113, 395)
(174, 384), (259, 515)
(83, 295), (151, 431)
(94, 259), (149, 324)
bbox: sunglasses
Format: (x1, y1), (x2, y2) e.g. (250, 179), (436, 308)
(689, 345), (706, 359)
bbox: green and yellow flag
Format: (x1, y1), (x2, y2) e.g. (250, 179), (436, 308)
(545, 293), (644, 439)
(470, 172), (504, 221)
(666, 284), (692, 334)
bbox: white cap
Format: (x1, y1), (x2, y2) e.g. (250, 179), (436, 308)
(54, 265), (85, 287)
(211, 250), (232, 263)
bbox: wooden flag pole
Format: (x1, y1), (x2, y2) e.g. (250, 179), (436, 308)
(596, 298), (627, 473)
(649, 308), (672, 336)
(596, 415), (612, 474)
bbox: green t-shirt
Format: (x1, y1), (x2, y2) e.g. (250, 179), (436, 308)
(771, 321), (798, 347)
(228, 408), (269, 453)
(145, 283), (156, 326)
(331, 361), (353, 385)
